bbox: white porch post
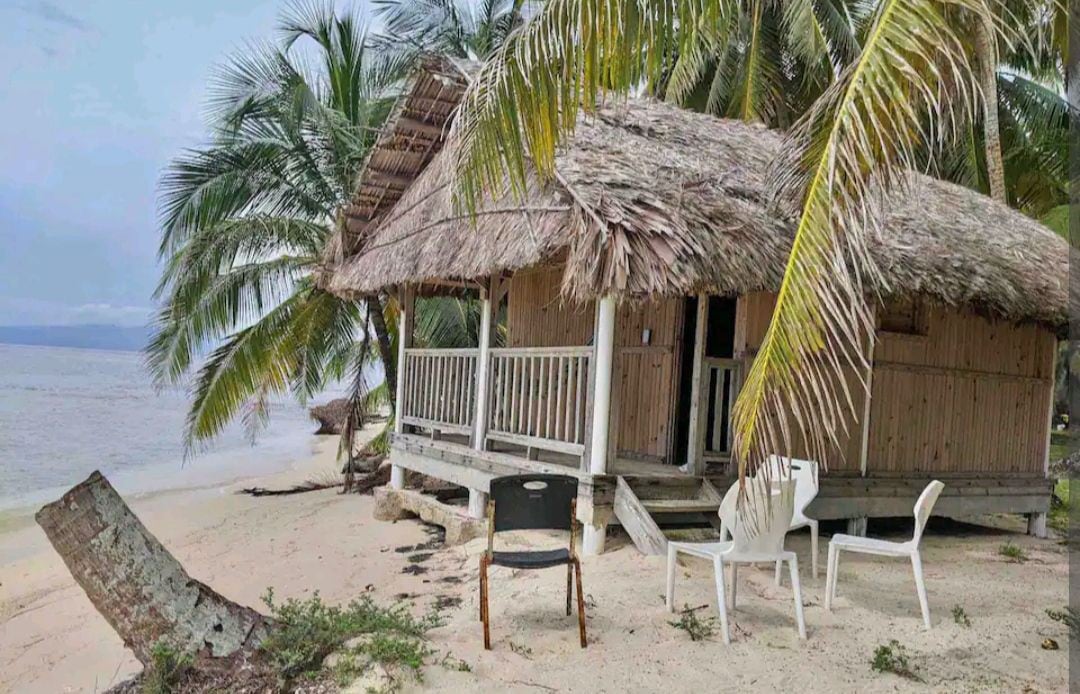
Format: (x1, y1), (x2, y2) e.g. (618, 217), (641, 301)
(468, 280), (495, 519)
(583, 295), (617, 555)
(685, 294), (709, 475)
(588, 296), (617, 475)
(391, 285), (415, 490)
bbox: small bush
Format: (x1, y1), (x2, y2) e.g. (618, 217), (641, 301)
(998, 542), (1027, 563)
(259, 588), (441, 683)
(951, 605), (971, 627)
(669, 604), (718, 642)
(871, 640), (919, 680)
(141, 641), (192, 694)
(1046, 607), (1080, 640)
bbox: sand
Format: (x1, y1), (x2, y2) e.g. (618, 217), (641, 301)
(0, 432), (1070, 693)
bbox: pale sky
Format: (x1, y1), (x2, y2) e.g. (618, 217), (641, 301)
(0, 1), (371, 326)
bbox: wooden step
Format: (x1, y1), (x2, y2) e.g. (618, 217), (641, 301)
(613, 476), (726, 555)
(641, 499), (721, 514)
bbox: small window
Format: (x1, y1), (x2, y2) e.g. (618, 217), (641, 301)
(879, 296), (928, 336)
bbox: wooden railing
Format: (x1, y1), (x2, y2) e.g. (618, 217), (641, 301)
(702, 357), (741, 459)
(400, 348), (479, 435)
(486, 347), (592, 456)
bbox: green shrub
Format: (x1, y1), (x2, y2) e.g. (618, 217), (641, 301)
(998, 542), (1027, 563)
(871, 640), (919, 680)
(259, 588), (441, 683)
(141, 641), (192, 694)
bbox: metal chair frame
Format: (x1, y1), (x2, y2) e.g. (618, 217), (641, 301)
(478, 474), (587, 650)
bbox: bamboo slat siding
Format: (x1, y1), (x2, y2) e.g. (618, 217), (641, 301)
(505, 268), (685, 462)
(736, 291), (1054, 476)
(487, 347), (592, 455)
(868, 307), (1054, 475)
(400, 348), (478, 434)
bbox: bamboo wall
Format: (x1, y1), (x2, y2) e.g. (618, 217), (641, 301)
(505, 266), (684, 462)
(736, 291), (1055, 477)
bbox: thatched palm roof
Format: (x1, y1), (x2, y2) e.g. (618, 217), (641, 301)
(327, 65), (1068, 331)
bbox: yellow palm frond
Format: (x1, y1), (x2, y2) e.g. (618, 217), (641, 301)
(731, 0), (999, 482)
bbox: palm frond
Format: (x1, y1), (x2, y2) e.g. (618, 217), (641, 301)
(446, 0), (730, 213)
(731, 0), (987, 481)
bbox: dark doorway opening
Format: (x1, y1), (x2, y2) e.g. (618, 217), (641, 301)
(673, 296), (738, 466)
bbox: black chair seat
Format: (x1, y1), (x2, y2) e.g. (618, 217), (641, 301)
(491, 548), (571, 569)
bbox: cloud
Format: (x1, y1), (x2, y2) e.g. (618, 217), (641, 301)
(17, 1), (92, 32)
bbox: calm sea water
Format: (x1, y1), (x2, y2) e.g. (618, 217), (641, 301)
(0, 343), (329, 512)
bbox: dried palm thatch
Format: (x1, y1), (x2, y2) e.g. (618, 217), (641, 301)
(327, 70), (1068, 332)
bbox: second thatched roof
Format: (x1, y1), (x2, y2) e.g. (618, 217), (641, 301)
(327, 65), (1069, 331)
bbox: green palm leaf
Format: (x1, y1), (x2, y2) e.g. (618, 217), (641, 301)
(731, 0), (991, 476)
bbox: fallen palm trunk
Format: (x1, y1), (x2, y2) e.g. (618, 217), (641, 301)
(35, 471), (271, 669)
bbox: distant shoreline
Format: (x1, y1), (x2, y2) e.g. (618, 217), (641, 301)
(0, 324), (149, 352)
(0, 340), (140, 354)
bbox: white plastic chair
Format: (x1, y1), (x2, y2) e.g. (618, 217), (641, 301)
(825, 480), (945, 630)
(763, 455), (820, 582)
(666, 479), (807, 643)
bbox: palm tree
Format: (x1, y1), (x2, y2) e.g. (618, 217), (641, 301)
(443, 0), (1052, 482)
(149, 3), (408, 457)
(373, 0), (529, 62)
(658, 0), (863, 127)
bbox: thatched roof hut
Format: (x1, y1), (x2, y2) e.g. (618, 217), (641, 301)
(326, 60), (1068, 333)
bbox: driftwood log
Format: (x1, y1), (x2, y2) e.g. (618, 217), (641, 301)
(35, 472), (270, 668)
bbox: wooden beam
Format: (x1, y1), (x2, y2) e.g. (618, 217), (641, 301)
(613, 477), (668, 555)
(397, 115), (448, 138)
(392, 285), (416, 489)
(686, 295), (709, 475)
(367, 167), (414, 190)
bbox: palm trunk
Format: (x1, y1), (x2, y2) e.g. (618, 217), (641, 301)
(36, 472), (270, 668)
(369, 294), (397, 412)
(975, 14), (1007, 203)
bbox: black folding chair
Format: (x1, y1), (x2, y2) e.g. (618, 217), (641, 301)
(479, 474), (587, 650)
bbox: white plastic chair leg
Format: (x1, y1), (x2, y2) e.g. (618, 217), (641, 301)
(911, 550), (931, 630)
(729, 563), (738, 610)
(774, 559), (782, 586)
(809, 520), (819, 579)
(789, 555), (807, 639)
(665, 544), (677, 612)
(713, 557), (731, 644)
(825, 543), (837, 610)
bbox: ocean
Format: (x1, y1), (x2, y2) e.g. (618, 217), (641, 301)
(0, 343), (333, 513)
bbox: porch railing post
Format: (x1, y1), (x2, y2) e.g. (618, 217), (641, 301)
(686, 294), (709, 475)
(472, 281), (494, 450)
(391, 284), (415, 490)
(468, 279), (496, 519)
(588, 296), (617, 476)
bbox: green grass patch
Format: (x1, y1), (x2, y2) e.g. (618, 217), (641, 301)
(1049, 479), (1070, 534)
(259, 588), (441, 686)
(951, 605), (971, 627)
(998, 541), (1028, 563)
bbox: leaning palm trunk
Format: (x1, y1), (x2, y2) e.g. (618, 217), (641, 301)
(369, 294), (397, 411)
(36, 472), (270, 668)
(974, 11), (1007, 203)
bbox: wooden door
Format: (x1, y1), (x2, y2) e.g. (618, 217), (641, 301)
(612, 299), (685, 463)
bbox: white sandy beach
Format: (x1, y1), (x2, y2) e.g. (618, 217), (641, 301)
(0, 427), (1070, 693)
